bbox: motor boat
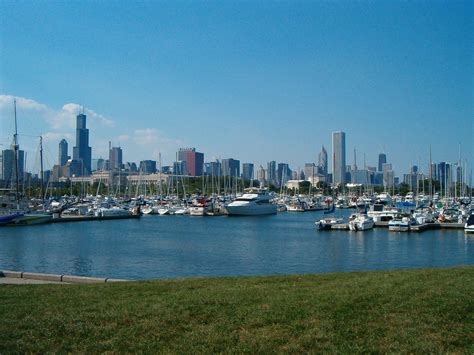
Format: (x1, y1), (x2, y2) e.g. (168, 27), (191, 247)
(348, 214), (375, 231)
(225, 188), (277, 216)
(315, 217), (344, 230)
(388, 215), (416, 232)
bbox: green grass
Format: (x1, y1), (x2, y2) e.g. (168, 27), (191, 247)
(1, 267), (473, 353)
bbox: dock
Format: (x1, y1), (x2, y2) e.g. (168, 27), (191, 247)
(51, 214), (141, 223)
(321, 222), (464, 232)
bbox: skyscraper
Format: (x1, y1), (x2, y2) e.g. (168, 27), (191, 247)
(58, 139), (68, 166)
(277, 163), (291, 186)
(72, 112), (92, 176)
(267, 161), (276, 185)
(186, 150), (204, 176)
(176, 148), (204, 176)
(109, 146), (123, 171)
(242, 163), (254, 181)
(332, 131), (346, 185)
(204, 161), (221, 176)
(139, 160), (157, 174)
(221, 158), (240, 177)
(318, 145), (328, 176)
(378, 153), (387, 172)
(0, 148), (25, 184)
(304, 163), (316, 179)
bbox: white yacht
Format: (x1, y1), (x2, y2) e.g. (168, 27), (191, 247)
(225, 188), (277, 216)
(367, 204), (398, 222)
(348, 214), (375, 231)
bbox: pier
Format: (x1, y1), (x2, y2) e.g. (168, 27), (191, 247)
(51, 214), (141, 223)
(321, 222), (464, 232)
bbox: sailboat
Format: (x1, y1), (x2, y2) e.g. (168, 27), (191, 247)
(0, 99), (52, 226)
(314, 203), (343, 230)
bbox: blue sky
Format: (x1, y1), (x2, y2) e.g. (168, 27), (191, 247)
(0, 1), (472, 175)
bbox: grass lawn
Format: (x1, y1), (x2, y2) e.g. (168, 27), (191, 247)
(1, 266), (473, 352)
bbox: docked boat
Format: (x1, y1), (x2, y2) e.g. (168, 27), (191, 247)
(141, 205), (159, 215)
(315, 217), (344, 230)
(388, 215), (416, 232)
(189, 199), (213, 216)
(465, 215), (474, 234)
(348, 214), (375, 231)
(225, 188), (277, 216)
(6, 213), (52, 226)
(0, 213), (24, 226)
(367, 204), (398, 222)
(94, 207), (132, 217)
(285, 199), (306, 212)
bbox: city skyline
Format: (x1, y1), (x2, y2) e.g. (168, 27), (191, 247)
(0, 1), (472, 174)
(0, 97), (471, 179)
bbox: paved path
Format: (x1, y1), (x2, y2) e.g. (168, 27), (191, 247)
(0, 277), (65, 285)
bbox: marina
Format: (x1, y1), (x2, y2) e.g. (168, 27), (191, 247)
(0, 209), (472, 280)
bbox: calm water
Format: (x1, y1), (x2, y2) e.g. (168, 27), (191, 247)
(0, 210), (473, 280)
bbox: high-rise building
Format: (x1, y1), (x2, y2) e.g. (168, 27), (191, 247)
(204, 161), (221, 176)
(332, 131), (346, 185)
(173, 161), (187, 175)
(430, 163), (438, 181)
(72, 112), (92, 175)
(378, 153), (387, 172)
(186, 150), (204, 176)
(382, 163), (393, 188)
(176, 147), (204, 176)
(221, 158), (240, 177)
(257, 165), (266, 183)
(125, 162), (138, 172)
(109, 146), (123, 171)
(437, 162), (451, 187)
(139, 160), (157, 174)
(96, 158), (106, 171)
(242, 163), (254, 181)
(277, 163), (291, 186)
(0, 148), (25, 184)
(318, 145), (328, 176)
(58, 139), (68, 166)
(304, 163), (317, 179)
(267, 161), (276, 185)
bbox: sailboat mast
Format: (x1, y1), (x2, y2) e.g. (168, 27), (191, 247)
(13, 99), (20, 206)
(40, 135), (44, 202)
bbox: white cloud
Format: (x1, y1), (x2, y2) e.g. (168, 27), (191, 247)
(0, 95), (48, 112)
(0, 94), (115, 131)
(0, 94), (184, 168)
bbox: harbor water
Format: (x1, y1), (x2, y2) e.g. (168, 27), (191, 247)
(0, 210), (472, 280)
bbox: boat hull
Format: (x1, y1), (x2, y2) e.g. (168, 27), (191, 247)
(226, 204), (277, 216)
(8, 214), (52, 226)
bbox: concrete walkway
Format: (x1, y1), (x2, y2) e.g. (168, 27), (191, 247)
(0, 277), (65, 285)
(0, 270), (129, 284)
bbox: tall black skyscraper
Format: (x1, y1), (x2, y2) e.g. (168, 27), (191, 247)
(378, 153), (387, 172)
(58, 139), (68, 166)
(72, 112), (92, 175)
